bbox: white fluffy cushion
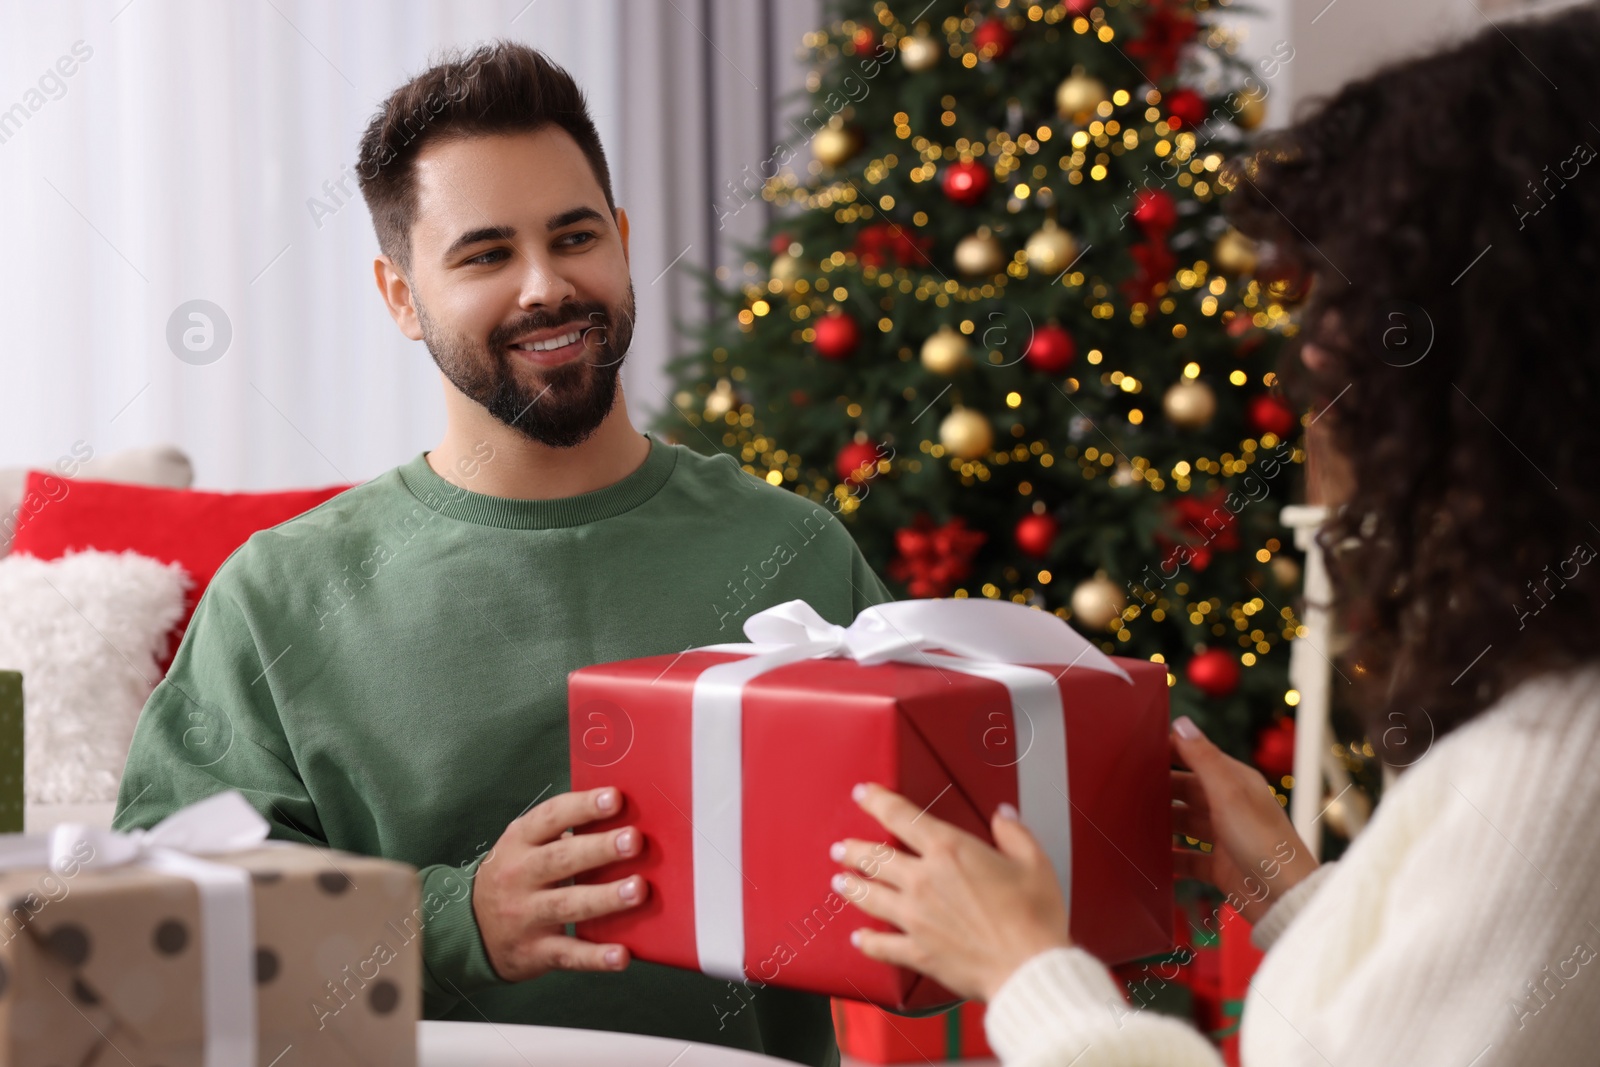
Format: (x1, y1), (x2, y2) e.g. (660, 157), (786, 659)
(0, 550), (190, 803)
(0, 443), (194, 556)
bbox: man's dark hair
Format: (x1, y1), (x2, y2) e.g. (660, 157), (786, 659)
(1226, 2), (1600, 760)
(355, 41), (615, 275)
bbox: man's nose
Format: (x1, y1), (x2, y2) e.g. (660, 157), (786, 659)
(516, 251), (578, 309)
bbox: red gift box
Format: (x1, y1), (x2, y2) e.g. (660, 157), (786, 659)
(832, 997), (993, 1062)
(569, 599), (1173, 1009)
(1217, 906), (1264, 1065)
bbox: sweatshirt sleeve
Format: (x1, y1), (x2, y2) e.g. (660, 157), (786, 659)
(1249, 861), (1337, 952)
(112, 560), (511, 1011)
(985, 947), (1223, 1067)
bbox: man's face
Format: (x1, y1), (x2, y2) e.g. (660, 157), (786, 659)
(401, 127), (635, 448)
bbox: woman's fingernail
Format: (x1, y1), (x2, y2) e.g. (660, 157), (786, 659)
(1174, 716), (1202, 740)
(616, 829), (636, 855)
(597, 789), (617, 812)
(832, 872), (851, 895)
(605, 947), (623, 967)
(852, 783), (868, 803)
(619, 877), (640, 902)
(829, 841), (846, 863)
(996, 802), (1020, 821)
(850, 929), (864, 948)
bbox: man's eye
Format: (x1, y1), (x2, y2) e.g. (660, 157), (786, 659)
(561, 231), (597, 248)
(465, 249), (510, 265)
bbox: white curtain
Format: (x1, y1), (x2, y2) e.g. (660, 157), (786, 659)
(0, 0), (820, 489)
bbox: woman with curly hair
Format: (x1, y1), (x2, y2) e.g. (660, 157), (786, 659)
(828, 4), (1600, 1063)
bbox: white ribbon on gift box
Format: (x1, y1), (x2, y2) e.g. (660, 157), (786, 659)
(0, 790), (271, 1066)
(686, 597), (1132, 983)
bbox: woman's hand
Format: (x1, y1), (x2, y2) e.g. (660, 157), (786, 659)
(1171, 715), (1321, 924)
(832, 783), (1070, 1003)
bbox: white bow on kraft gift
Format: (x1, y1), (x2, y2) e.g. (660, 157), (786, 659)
(688, 597), (1133, 982)
(0, 790), (272, 1066)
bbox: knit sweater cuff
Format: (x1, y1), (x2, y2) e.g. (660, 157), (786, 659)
(986, 947), (1224, 1066)
(417, 858), (511, 1011)
(1251, 861), (1338, 951)
(986, 947), (1124, 1064)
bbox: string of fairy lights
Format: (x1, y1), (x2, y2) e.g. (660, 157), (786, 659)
(670, 0), (1308, 691)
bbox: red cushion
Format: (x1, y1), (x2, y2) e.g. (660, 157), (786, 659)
(11, 472), (352, 673)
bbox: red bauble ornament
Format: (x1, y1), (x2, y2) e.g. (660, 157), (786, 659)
(973, 18), (1015, 59)
(852, 26), (878, 54)
(769, 231), (795, 256)
(789, 389), (811, 407)
(889, 514), (987, 598)
(1248, 394), (1298, 438)
(1165, 88), (1208, 130)
(1186, 648), (1241, 698)
(1064, 0), (1096, 15)
(1253, 716), (1297, 781)
(836, 440), (883, 485)
(1132, 189), (1177, 233)
(941, 161), (992, 206)
(1014, 513), (1060, 558)
(1024, 323), (1077, 374)
(813, 311), (860, 360)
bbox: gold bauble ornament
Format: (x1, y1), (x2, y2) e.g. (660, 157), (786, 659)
(1323, 786), (1372, 838)
(771, 252), (805, 292)
(1056, 68), (1109, 123)
(920, 326), (972, 375)
(899, 31), (942, 72)
(1213, 228), (1259, 275)
(1271, 555), (1302, 588)
(1235, 90), (1267, 131)
(813, 123), (861, 168)
(1070, 573), (1127, 631)
(1025, 218), (1079, 277)
(704, 378), (738, 419)
(939, 407), (994, 460)
(1163, 378), (1217, 429)
(954, 226), (1006, 277)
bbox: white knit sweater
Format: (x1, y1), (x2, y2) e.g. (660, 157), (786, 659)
(984, 664), (1600, 1065)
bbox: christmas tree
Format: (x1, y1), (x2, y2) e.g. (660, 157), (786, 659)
(655, 0), (1307, 766)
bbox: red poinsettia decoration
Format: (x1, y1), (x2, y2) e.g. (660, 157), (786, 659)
(852, 222), (934, 270)
(1126, 0), (1200, 84)
(1155, 491), (1241, 574)
(889, 514), (987, 598)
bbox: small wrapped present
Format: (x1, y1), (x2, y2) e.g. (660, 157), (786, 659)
(0, 791), (421, 1066)
(570, 598), (1173, 1009)
(832, 997), (993, 1062)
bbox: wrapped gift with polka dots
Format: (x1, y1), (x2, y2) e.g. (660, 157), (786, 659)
(0, 791), (421, 1066)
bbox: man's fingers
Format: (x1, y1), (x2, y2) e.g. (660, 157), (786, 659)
(531, 933), (630, 974)
(516, 787), (623, 846)
(530, 877), (650, 927)
(535, 824), (643, 884)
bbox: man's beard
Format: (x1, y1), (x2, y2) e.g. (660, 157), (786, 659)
(417, 284), (636, 448)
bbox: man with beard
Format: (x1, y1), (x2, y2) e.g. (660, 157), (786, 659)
(113, 42), (892, 1067)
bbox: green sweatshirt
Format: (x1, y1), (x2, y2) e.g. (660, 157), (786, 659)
(113, 431), (894, 1066)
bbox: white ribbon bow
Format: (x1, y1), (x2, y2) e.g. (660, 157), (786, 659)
(0, 790), (270, 1066)
(688, 597), (1130, 981)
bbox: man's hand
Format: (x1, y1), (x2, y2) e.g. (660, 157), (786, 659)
(472, 786), (648, 982)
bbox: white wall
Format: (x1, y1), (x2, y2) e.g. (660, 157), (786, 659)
(0, 0), (814, 490)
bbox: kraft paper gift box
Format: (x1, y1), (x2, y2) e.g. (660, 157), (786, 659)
(569, 597), (1174, 1010)
(0, 791), (421, 1066)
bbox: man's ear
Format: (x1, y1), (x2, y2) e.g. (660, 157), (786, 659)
(615, 206), (630, 268)
(374, 254), (423, 341)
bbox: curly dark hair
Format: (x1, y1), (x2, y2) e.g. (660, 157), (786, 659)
(1224, 2), (1600, 763)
